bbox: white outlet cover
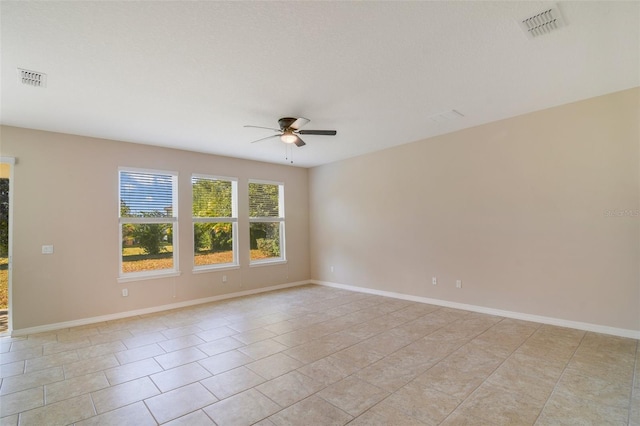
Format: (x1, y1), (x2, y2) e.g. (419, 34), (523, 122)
(42, 245), (54, 254)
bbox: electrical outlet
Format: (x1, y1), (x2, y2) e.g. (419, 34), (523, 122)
(42, 245), (54, 254)
(456, 280), (462, 288)
(122, 288), (128, 297)
(222, 275), (228, 283)
(330, 266), (334, 273)
(432, 277), (437, 286)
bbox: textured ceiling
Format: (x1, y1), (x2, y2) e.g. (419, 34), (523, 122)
(1, 1), (638, 168)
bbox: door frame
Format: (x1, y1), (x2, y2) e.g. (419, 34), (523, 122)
(1, 156), (15, 334)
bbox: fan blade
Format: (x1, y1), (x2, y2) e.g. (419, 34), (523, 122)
(250, 134), (280, 144)
(290, 117), (310, 130)
(298, 130), (337, 136)
(244, 125), (281, 132)
(294, 136), (306, 147)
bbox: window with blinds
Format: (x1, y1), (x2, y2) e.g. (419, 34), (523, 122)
(120, 172), (175, 218)
(192, 175), (238, 269)
(249, 180), (285, 263)
(118, 169), (179, 280)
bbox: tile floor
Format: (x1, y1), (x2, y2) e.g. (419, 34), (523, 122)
(0, 284), (638, 425)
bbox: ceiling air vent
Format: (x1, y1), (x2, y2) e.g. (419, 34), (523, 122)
(519, 7), (565, 39)
(18, 68), (47, 88)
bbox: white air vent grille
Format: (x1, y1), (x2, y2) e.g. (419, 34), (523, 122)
(18, 68), (47, 87)
(519, 7), (565, 39)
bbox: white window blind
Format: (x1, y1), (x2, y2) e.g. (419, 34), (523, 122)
(192, 176), (234, 218)
(120, 171), (176, 218)
(249, 182), (282, 218)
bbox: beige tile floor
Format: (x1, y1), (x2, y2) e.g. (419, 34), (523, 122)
(0, 284), (638, 425)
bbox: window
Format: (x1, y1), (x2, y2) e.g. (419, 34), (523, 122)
(192, 175), (238, 270)
(119, 169), (178, 280)
(249, 180), (285, 264)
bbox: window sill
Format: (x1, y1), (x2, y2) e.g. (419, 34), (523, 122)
(249, 259), (287, 268)
(192, 265), (240, 274)
(117, 271), (182, 283)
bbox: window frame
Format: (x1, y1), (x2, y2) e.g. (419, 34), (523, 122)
(191, 174), (239, 272)
(118, 167), (180, 283)
(248, 179), (286, 266)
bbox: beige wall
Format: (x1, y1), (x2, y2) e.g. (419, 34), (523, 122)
(310, 88), (640, 332)
(0, 126), (310, 330)
(1, 88), (638, 333)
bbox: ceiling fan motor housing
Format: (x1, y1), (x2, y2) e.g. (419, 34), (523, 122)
(278, 117), (298, 130)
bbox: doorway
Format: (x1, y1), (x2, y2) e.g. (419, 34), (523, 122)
(0, 158), (13, 334)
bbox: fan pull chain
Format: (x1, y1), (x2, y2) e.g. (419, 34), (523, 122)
(285, 144), (294, 164)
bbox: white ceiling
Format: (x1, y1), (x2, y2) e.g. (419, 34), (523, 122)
(1, 2), (638, 168)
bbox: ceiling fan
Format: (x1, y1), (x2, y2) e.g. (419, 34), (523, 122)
(244, 117), (337, 147)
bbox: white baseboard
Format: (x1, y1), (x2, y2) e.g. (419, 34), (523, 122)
(312, 280), (640, 340)
(12, 279), (639, 340)
(11, 280), (311, 337)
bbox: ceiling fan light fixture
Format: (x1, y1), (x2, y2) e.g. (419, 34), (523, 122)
(281, 132), (298, 144)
